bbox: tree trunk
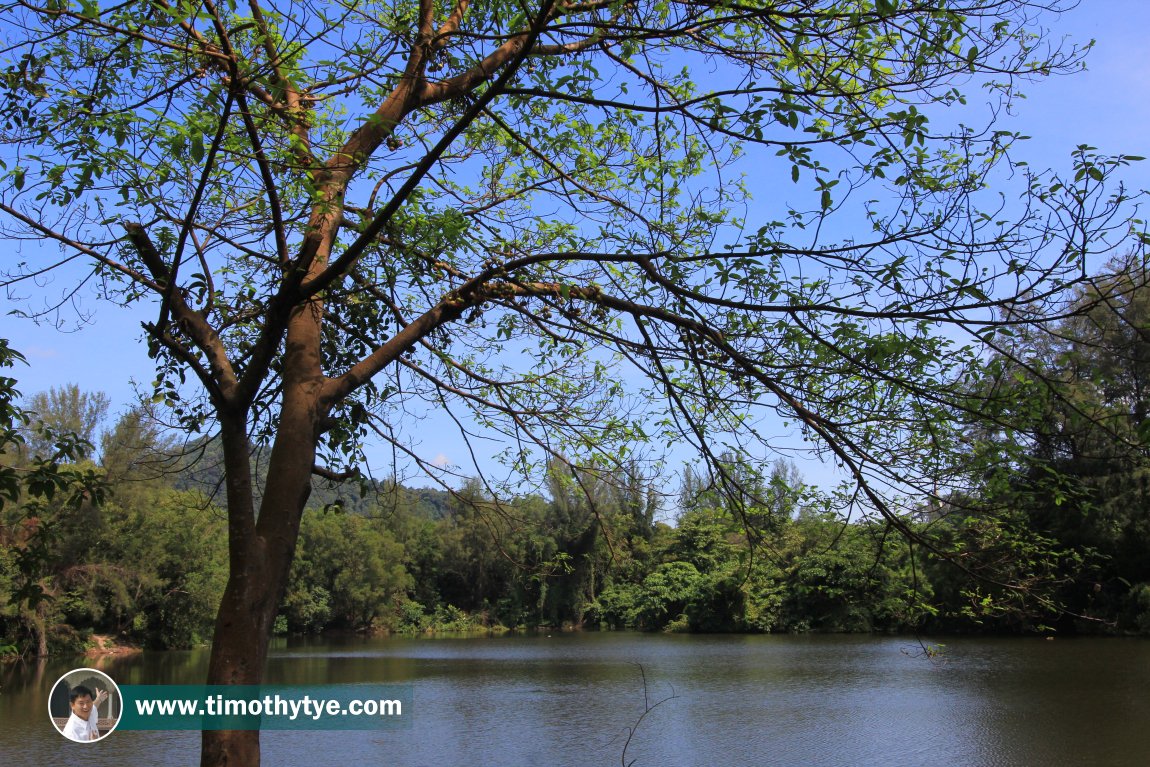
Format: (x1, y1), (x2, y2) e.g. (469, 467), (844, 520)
(198, 444), (316, 764)
(200, 304), (327, 767)
(34, 604), (47, 658)
(199, 559), (276, 766)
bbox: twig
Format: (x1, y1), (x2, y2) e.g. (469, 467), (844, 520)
(620, 663), (678, 767)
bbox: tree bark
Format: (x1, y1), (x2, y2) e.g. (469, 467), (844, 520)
(200, 301), (327, 766)
(34, 605), (47, 658)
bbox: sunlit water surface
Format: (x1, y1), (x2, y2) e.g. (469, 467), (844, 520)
(3, 632), (1148, 766)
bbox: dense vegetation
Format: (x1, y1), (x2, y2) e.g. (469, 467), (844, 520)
(4, 261), (1150, 656)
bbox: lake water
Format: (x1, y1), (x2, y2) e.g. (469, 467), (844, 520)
(2, 632), (1148, 766)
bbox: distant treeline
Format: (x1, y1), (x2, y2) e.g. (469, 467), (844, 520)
(2, 410), (1148, 656)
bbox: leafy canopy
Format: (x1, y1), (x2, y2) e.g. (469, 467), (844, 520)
(0, 0), (1143, 524)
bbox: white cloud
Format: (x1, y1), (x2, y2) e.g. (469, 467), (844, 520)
(22, 346), (59, 359)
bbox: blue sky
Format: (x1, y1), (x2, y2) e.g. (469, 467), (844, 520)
(2, 1), (1148, 491)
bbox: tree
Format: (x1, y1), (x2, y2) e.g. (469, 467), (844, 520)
(0, 1), (1143, 763)
(283, 509), (410, 631)
(955, 256), (1150, 630)
(0, 342), (106, 657)
(100, 405), (180, 488)
(23, 384), (110, 461)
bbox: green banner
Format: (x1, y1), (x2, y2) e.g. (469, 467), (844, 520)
(118, 684), (413, 730)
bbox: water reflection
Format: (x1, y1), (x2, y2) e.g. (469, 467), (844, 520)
(2, 634), (1148, 766)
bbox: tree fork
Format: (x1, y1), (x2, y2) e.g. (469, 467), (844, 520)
(201, 294), (328, 765)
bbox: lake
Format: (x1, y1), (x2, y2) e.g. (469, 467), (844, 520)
(2, 632), (1148, 765)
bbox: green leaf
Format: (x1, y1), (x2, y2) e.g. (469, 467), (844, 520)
(190, 134), (205, 163)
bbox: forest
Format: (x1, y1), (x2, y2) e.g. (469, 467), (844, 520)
(4, 260), (1149, 656)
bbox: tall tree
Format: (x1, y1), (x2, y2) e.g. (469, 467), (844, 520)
(0, 2), (1143, 763)
(24, 385), (109, 461)
(961, 256), (1150, 629)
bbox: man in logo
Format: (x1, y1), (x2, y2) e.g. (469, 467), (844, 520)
(62, 685), (108, 742)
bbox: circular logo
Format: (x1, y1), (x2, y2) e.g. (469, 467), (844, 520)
(49, 667), (122, 742)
